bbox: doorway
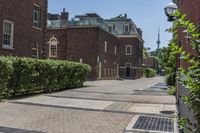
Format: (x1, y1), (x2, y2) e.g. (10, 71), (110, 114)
(126, 63), (131, 78)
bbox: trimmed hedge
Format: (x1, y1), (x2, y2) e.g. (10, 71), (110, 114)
(144, 68), (156, 78)
(0, 56), (91, 98)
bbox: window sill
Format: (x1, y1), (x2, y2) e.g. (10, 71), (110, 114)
(32, 26), (42, 30)
(2, 45), (14, 50)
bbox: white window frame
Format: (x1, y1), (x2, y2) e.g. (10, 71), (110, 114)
(124, 24), (130, 33)
(2, 20), (14, 49)
(126, 45), (132, 55)
(33, 4), (41, 28)
(114, 45), (117, 55)
(104, 41), (107, 52)
(108, 24), (114, 33)
(79, 58), (83, 63)
(48, 36), (58, 58)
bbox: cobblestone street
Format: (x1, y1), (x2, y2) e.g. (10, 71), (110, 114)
(0, 77), (177, 133)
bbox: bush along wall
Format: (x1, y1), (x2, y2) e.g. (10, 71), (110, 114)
(144, 68), (156, 78)
(0, 56), (91, 99)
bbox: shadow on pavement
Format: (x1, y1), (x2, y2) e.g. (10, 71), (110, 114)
(0, 126), (45, 133)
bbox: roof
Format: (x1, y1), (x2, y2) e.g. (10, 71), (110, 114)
(75, 13), (102, 19)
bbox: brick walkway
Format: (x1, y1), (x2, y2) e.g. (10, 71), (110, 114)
(0, 76), (176, 133)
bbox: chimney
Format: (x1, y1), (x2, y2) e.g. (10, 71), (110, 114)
(124, 13), (127, 18)
(61, 8), (69, 21)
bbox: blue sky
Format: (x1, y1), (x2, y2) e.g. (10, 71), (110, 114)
(48, 0), (172, 51)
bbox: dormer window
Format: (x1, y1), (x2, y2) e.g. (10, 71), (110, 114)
(124, 24), (130, 33)
(108, 24), (115, 33)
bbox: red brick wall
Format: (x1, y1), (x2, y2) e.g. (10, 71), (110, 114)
(97, 28), (120, 79)
(177, 0), (200, 69)
(143, 57), (158, 70)
(118, 37), (143, 78)
(0, 0), (47, 57)
(46, 27), (144, 79)
(66, 27), (99, 79)
(46, 29), (67, 60)
(176, 0), (200, 127)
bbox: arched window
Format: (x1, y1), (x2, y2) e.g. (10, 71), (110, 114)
(48, 36), (58, 58)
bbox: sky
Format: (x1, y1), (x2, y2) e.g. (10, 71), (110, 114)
(48, 0), (173, 51)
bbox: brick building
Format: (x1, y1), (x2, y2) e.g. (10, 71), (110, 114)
(105, 15), (144, 79)
(173, 0), (200, 127)
(0, 0), (47, 57)
(143, 56), (158, 70)
(47, 11), (144, 79)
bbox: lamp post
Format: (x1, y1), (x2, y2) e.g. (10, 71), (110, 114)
(164, 2), (178, 21)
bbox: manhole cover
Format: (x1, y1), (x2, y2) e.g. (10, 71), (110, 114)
(132, 116), (174, 132)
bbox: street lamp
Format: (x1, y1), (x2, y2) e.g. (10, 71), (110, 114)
(164, 2), (178, 21)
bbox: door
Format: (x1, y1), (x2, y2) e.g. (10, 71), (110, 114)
(126, 63), (131, 77)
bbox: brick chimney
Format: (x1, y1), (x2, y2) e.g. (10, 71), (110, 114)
(61, 8), (69, 21)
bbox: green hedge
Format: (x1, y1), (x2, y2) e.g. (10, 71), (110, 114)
(144, 68), (156, 78)
(167, 86), (176, 95)
(0, 56), (91, 98)
(165, 73), (176, 86)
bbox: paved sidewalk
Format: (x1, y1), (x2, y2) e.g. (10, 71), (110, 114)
(0, 76), (177, 133)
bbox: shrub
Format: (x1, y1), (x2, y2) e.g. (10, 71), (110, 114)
(0, 57), (13, 98)
(144, 68), (156, 78)
(165, 73), (176, 86)
(0, 56), (91, 98)
(167, 86), (176, 95)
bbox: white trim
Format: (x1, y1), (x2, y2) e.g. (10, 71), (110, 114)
(126, 62), (131, 67)
(117, 34), (144, 43)
(124, 24), (130, 33)
(108, 24), (114, 33)
(79, 58), (83, 63)
(48, 35), (59, 58)
(2, 20), (14, 49)
(104, 41), (107, 52)
(126, 45), (132, 55)
(33, 4), (41, 28)
(114, 45), (117, 55)
(97, 56), (100, 63)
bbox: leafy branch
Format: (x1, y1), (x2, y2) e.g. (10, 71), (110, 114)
(167, 10), (200, 133)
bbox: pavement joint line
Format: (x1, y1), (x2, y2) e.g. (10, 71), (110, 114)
(69, 90), (132, 95)
(45, 95), (176, 105)
(10, 101), (177, 118)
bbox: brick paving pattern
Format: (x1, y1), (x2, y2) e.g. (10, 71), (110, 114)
(0, 77), (176, 133)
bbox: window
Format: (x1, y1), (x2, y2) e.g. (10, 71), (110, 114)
(31, 43), (39, 57)
(48, 36), (58, 58)
(2, 20), (14, 49)
(80, 58), (83, 63)
(70, 55), (75, 61)
(124, 24), (130, 33)
(97, 56), (100, 62)
(108, 24), (115, 33)
(33, 4), (41, 28)
(114, 45), (117, 55)
(104, 41), (107, 52)
(126, 45), (132, 55)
